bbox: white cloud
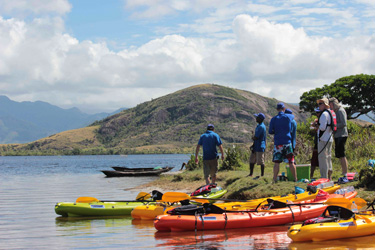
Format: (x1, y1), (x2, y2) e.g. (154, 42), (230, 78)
(0, 0), (71, 16)
(1, 0), (375, 113)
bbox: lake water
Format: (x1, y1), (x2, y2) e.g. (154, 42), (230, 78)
(1, 155), (375, 249)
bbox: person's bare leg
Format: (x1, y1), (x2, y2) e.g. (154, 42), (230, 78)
(273, 163), (280, 182)
(341, 157), (348, 175)
(328, 170), (333, 180)
(211, 175), (216, 184)
(205, 176), (210, 184)
(289, 162), (297, 182)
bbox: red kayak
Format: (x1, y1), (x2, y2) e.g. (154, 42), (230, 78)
(154, 189), (357, 232)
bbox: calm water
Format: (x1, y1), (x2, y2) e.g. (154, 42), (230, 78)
(1, 155), (375, 250)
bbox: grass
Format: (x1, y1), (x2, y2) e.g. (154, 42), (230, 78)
(139, 161), (375, 204)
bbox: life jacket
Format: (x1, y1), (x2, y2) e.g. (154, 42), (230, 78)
(324, 109), (337, 132)
(190, 183), (216, 196)
(312, 189), (329, 202)
(318, 109), (337, 138)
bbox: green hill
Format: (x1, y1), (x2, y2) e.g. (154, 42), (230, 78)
(0, 84), (308, 155)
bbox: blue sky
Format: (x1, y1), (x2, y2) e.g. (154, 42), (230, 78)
(0, 0), (374, 113)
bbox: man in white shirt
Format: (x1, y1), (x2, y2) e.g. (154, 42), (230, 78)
(317, 97), (333, 180)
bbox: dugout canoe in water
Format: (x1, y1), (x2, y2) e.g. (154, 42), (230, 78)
(101, 166), (174, 177)
(112, 166), (156, 171)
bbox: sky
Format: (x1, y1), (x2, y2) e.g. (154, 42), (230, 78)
(0, 0), (374, 114)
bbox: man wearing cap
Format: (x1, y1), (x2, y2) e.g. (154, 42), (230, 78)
(317, 97), (334, 179)
(248, 113), (266, 177)
(269, 102), (297, 182)
(195, 124), (225, 184)
(329, 97), (348, 177)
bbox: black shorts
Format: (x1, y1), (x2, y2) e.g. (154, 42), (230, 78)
(334, 137), (347, 158)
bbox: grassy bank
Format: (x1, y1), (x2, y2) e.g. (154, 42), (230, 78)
(140, 120), (375, 203)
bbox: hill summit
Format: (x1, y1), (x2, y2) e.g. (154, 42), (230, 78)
(1, 84), (307, 155)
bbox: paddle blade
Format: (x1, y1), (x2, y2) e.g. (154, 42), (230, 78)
(76, 197), (99, 203)
(324, 198), (351, 209)
(350, 198), (367, 209)
(162, 192), (190, 203)
(136, 192), (151, 201)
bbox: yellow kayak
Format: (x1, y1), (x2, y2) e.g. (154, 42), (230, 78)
(288, 208), (375, 241)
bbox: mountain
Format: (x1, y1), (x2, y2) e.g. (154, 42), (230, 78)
(1, 84), (309, 155)
(0, 96), (123, 143)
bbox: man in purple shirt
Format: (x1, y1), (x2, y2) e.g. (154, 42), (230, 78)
(269, 103), (297, 182)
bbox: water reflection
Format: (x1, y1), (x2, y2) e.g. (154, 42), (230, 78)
(154, 226), (291, 249)
(131, 219), (155, 229)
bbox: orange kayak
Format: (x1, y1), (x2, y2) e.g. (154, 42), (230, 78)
(154, 190), (357, 232)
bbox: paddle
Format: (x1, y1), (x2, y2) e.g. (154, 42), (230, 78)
(162, 192), (245, 203)
(76, 192), (152, 203)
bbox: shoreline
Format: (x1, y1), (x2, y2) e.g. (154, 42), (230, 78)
(126, 170), (192, 194)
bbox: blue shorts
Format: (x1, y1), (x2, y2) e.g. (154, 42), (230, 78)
(273, 144), (294, 163)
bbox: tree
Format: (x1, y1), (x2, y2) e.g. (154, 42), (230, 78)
(300, 74), (375, 120)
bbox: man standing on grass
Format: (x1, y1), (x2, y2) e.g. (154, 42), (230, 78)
(248, 113), (266, 178)
(269, 103), (297, 182)
(317, 97), (334, 180)
(329, 97), (348, 178)
(195, 124), (224, 184)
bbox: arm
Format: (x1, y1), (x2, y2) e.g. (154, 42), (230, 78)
(195, 145), (200, 164)
(292, 121), (297, 149)
(253, 126), (260, 141)
(268, 118), (274, 135)
(218, 144), (224, 161)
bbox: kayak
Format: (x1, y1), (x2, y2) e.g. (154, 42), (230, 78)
(112, 166), (157, 171)
(154, 189), (357, 231)
(131, 188), (228, 220)
(288, 209), (375, 242)
(214, 184), (340, 211)
(101, 166), (173, 177)
(55, 200), (156, 217)
(55, 192), (159, 217)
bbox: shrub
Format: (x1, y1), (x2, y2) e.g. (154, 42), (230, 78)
(185, 154), (203, 171)
(221, 146), (242, 171)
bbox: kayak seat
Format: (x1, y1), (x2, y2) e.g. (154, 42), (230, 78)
(180, 199), (190, 205)
(302, 216), (338, 226)
(264, 199), (287, 209)
(151, 190), (163, 201)
(167, 204), (204, 215)
(302, 206), (354, 226)
(167, 203), (226, 215)
(325, 206), (354, 220)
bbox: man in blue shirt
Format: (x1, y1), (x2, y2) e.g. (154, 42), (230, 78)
(269, 103), (297, 182)
(195, 124), (224, 184)
(249, 113), (266, 177)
